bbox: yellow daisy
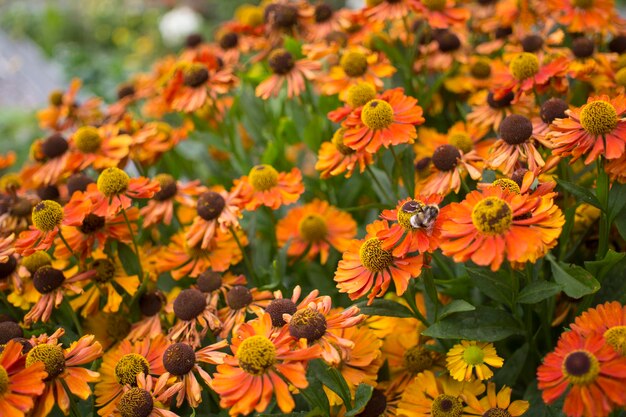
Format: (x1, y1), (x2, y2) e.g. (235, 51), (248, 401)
(463, 382), (530, 417)
(446, 340), (504, 382)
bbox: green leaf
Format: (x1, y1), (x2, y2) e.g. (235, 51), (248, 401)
(355, 299), (414, 318)
(309, 360), (352, 408)
(493, 343), (529, 386)
(556, 179), (601, 208)
(300, 376), (330, 417)
(437, 300), (475, 321)
(421, 307), (522, 342)
(549, 258), (600, 299)
(607, 182), (626, 223)
(517, 281), (563, 304)
(585, 250), (626, 282)
(465, 267), (514, 307)
(116, 242), (140, 276)
(345, 384), (374, 417)
(367, 166), (394, 203)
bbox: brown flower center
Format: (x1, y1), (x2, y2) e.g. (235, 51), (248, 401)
(265, 298), (297, 327)
(163, 343), (196, 376)
(432, 144), (461, 171)
(41, 134), (68, 159)
(226, 286), (253, 310)
(197, 191), (225, 221)
(288, 307), (327, 343)
(499, 114), (533, 145)
(173, 289), (206, 321)
(32, 266), (65, 294)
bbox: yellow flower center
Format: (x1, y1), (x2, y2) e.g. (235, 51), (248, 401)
(431, 394), (464, 417)
(0, 366), (8, 394)
(118, 387), (154, 417)
(359, 238), (393, 272)
(403, 345), (434, 374)
(97, 167), (130, 197)
(448, 132), (473, 153)
(115, 353), (150, 386)
(0, 173), (21, 192)
(93, 259), (116, 283)
(21, 251), (52, 274)
(422, 0), (447, 10)
(74, 126), (102, 153)
(289, 307), (328, 343)
(249, 165), (279, 191)
(579, 100), (618, 136)
(298, 214), (328, 242)
(462, 345), (485, 365)
(562, 350), (600, 385)
(332, 128), (355, 155)
(235, 5), (264, 27)
(236, 335), (277, 375)
(366, 0), (384, 6)
(471, 197), (513, 235)
(346, 82), (377, 108)
(573, 0), (593, 8)
(361, 99), (394, 130)
(509, 53), (539, 80)
(26, 344), (65, 380)
(615, 68), (626, 87)
(32, 200), (64, 232)
(604, 326), (626, 356)
(340, 52), (369, 77)
(492, 179), (521, 194)
(397, 200), (427, 230)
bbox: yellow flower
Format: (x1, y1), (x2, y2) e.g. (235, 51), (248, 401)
(446, 340), (503, 381)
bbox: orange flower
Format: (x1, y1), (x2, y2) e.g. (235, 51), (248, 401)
(320, 48), (396, 100)
(27, 330), (102, 417)
(276, 199), (357, 264)
(439, 184), (564, 271)
(155, 230), (245, 279)
(20, 134), (81, 188)
(218, 285), (274, 338)
(548, 95), (626, 164)
(265, 285), (322, 327)
(0, 339), (47, 417)
(161, 341), (228, 408)
(69, 124), (132, 170)
(571, 301), (626, 356)
(168, 289), (221, 347)
(54, 188), (138, 260)
(211, 313), (322, 416)
(365, 0), (418, 22)
(334, 220), (424, 305)
(95, 334), (168, 417)
(283, 298), (364, 364)
(15, 196), (89, 256)
(342, 88), (425, 154)
(493, 52), (569, 101)
(127, 290), (168, 342)
(165, 60), (238, 113)
(467, 90), (534, 132)
(547, 0), (623, 34)
(185, 185), (243, 249)
(141, 177), (205, 228)
(235, 165), (304, 210)
(36, 79), (102, 131)
(90, 168), (159, 217)
(487, 114), (548, 175)
(378, 195), (445, 257)
(413, 0), (470, 29)
(315, 128), (375, 179)
(255, 49), (320, 99)
(114, 372), (181, 417)
(537, 330), (626, 417)
(0, 151), (16, 170)
(130, 121), (190, 167)
(23, 266), (95, 325)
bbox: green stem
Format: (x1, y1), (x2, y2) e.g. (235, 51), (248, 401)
(121, 207), (144, 282)
(57, 230), (79, 265)
(390, 146), (413, 198)
(229, 225), (257, 285)
(365, 165), (394, 204)
(62, 298), (82, 335)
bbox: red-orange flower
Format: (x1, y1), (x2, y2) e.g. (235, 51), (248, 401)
(342, 88), (425, 154)
(378, 195), (445, 257)
(211, 313), (322, 416)
(315, 128), (374, 179)
(90, 168), (160, 217)
(28, 330), (102, 417)
(256, 49), (320, 99)
(413, 0), (470, 29)
(537, 330), (626, 417)
(548, 95), (626, 164)
(0, 339), (47, 417)
(334, 220), (424, 305)
(440, 184), (564, 271)
(276, 199), (357, 264)
(571, 301), (626, 356)
(235, 165), (304, 210)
